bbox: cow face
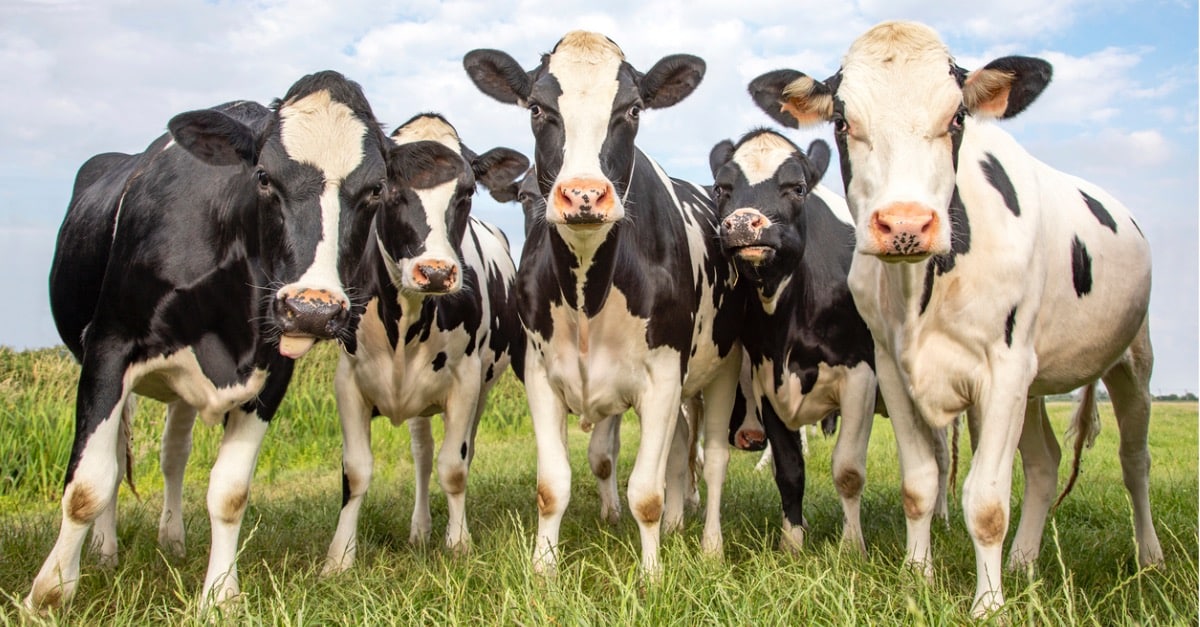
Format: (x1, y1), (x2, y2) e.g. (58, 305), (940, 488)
(168, 71), (388, 358)
(710, 131), (830, 284)
(748, 20), (1051, 262)
(380, 114), (529, 295)
(464, 31), (705, 242)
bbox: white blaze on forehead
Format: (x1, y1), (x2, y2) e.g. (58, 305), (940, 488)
(278, 89), (368, 297)
(391, 115), (461, 152)
(733, 134), (796, 186)
(549, 31), (624, 181)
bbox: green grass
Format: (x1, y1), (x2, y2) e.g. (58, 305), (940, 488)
(0, 343), (1196, 624)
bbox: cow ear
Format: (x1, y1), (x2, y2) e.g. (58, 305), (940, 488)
(463, 49), (533, 105)
(641, 54), (706, 109)
(805, 139), (831, 183)
(963, 56), (1052, 120)
(169, 109), (258, 167)
(748, 70), (833, 129)
(472, 147), (531, 202)
(709, 140), (735, 178)
(388, 141), (464, 190)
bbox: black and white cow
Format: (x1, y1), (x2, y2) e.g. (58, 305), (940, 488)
(750, 21), (1162, 616)
(32, 71), (389, 611)
(464, 31), (744, 574)
(710, 131), (876, 554)
(322, 113), (527, 573)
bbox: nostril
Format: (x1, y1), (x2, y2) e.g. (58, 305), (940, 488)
(750, 215), (766, 229)
(873, 213), (893, 235)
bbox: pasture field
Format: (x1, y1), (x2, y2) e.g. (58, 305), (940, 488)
(0, 343), (1196, 625)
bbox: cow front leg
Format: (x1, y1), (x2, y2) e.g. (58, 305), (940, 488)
(962, 360), (1035, 618)
(526, 352), (571, 576)
(662, 405), (692, 533)
(832, 364), (876, 556)
(159, 400), (198, 558)
(438, 379), (482, 554)
(588, 415), (622, 524)
(875, 350), (939, 579)
(1007, 397), (1060, 570)
(323, 361), (374, 575)
(408, 416), (434, 546)
(200, 408), (270, 610)
(26, 355), (129, 612)
(763, 401), (806, 553)
(697, 353), (738, 557)
(627, 378), (682, 576)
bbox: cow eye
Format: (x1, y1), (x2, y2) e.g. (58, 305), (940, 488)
(256, 169), (270, 187)
(371, 181), (385, 199)
(712, 185), (729, 203)
(832, 116), (849, 135)
(529, 104), (542, 117)
(951, 108), (967, 131)
(789, 184), (808, 198)
(628, 105), (641, 120)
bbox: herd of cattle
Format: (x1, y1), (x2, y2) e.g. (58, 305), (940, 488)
(27, 21), (1163, 618)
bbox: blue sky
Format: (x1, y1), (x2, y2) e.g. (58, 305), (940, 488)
(1, 0), (1196, 394)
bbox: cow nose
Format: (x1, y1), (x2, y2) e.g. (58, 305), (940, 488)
(869, 202), (939, 257)
(412, 260), (459, 293)
(722, 208), (770, 247)
(274, 288), (349, 338)
(552, 177), (615, 224)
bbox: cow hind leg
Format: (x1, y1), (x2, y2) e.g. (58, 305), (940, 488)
(200, 409), (270, 610)
(662, 405), (692, 533)
(27, 360), (129, 612)
(408, 416), (434, 546)
(1102, 321), (1163, 567)
(438, 392), (481, 554)
(159, 401), (197, 558)
(1007, 397), (1060, 571)
(697, 356), (739, 558)
(92, 395), (136, 568)
(833, 371), (875, 556)
(588, 415), (622, 525)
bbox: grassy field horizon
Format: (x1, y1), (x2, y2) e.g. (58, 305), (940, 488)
(1, 343), (1196, 624)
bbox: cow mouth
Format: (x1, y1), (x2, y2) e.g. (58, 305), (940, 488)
(278, 334), (318, 359)
(729, 244), (775, 263)
(876, 251), (933, 264)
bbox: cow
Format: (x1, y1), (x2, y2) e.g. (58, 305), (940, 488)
(748, 20), (1162, 616)
(511, 167), (704, 527)
(31, 71), (390, 611)
(710, 131), (877, 554)
(322, 113), (528, 573)
(463, 31), (745, 575)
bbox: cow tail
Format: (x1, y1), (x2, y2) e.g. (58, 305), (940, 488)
(1054, 383), (1100, 509)
(948, 414), (961, 498)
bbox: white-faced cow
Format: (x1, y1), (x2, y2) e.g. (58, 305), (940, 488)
(32, 71), (389, 611)
(322, 113), (528, 573)
(710, 131), (877, 554)
(464, 31), (744, 575)
(749, 21), (1162, 615)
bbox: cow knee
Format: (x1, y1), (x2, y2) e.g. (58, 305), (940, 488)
(536, 479), (568, 518)
(835, 467), (864, 500)
(65, 484), (109, 524)
(969, 500), (1008, 547)
(209, 482), (250, 525)
(901, 479), (937, 521)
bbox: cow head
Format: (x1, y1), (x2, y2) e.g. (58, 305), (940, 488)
(380, 113), (528, 295)
(748, 20), (1051, 262)
(710, 131), (830, 284)
(168, 71), (388, 358)
(464, 31), (705, 245)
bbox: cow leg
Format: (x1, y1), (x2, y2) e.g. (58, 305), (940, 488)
(1102, 321), (1163, 567)
(92, 395), (135, 568)
(627, 364), (684, 575)
(833, 366), (875, 556)
(875, 350), (939, 579)
(408, 416), (434, 546)
(764, 401), (806, 553)
(754, 443), (774, 473)
(200, 407), (270, 609)
(961, 358), (1036, 618)
(159, 400), (197, 558)
(438, 377), (482, 554)
(323, 361), (374, 575)
(729, 360), (767, 451)
(663, 404), (693, 533)
(932, 423), (951, 523)
(527, 352), (571, 576)
(697, 354), (739, 557)
(588, 415), (622, 524)
(1007, 397), (1060, 570)
(27, 353), (130, 612)
(684, 396), (704, 512)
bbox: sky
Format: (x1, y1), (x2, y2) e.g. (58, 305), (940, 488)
(1, 0), (1196, 395)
